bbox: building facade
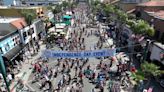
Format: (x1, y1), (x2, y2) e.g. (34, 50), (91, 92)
(0, 17), (45, 68)
(21, 0), (62, 6)
(0, 17), (23, 67)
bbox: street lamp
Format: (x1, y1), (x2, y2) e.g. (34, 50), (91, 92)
(0, 54), (10, 92)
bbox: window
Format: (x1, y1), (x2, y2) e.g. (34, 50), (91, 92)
(28, 31), (31, 35)
(5, 43), (10, 51)
(23, 32), (27, 40)
(0, 47), (3, 54)
(31, 28), (34, 34)
(30, 3), (34, 5)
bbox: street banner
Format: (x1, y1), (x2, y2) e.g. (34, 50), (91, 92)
(42, 49), (116, 58)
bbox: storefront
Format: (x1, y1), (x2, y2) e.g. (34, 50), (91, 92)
(33, 19), (45, 40)
(2, 44), (25, 68)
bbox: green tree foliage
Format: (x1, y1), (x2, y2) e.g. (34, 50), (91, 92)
(90, 0), (101, 14)
(128, 14), (136, 20)
(20, 9), (37, 25)
(141, 62), (162, 77)
(115, 9), (128, 23)
(103, 4), (115, 16)
(127, 19), (155, 37)
(131, 70), (145, 83)
(52, 4), (62, 15)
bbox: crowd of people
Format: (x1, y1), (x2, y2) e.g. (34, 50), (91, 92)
(5, 3), (135, 92)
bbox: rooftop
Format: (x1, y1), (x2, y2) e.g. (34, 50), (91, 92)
(146, 10), (164, 20)
(0, 17), (20, 23)
(138, 1), (164, 7)
(10, 18), (27, 30)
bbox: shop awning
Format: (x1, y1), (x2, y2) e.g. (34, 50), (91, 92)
(56, 29), (63, 32)
(63, 15), (72, 19)
(48, 27), (56, 33)
(2, 44), (24, 61)
(55, 23), (66, 29)
(66, 11), (72, 15)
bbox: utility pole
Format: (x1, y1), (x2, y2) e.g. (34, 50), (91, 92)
(0, 54), (10, 92)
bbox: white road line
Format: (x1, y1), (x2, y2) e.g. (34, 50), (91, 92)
(36, 82), (42, 86)
(26, 83), (35, 92)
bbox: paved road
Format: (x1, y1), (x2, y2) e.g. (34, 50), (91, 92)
(26, 3), (119, 92)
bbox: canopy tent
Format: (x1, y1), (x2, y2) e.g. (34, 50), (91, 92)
(52, 32), (57, 35)
(63, 15), (72, 19)
(60, 32), (66, 35)
(66, 11), (72, 15)
(55, 23), (66, 29)
(56, 29), (63, 32)
(48, 27), (55, 33)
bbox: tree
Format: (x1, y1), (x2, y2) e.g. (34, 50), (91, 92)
(90, 0), (101, 15)
(102, 4), (115, 17)
(141, 62), (162, 77)
(131, 70), (145, 83)
(52, 4), (62, 15)
(132, 20), (155, 37)
(115, 9), (128, 24)
(20, 9), (36, 25)
(62, 1), (69, 10)
(131, 61), (164, 91)
(128, 14), (136, 20)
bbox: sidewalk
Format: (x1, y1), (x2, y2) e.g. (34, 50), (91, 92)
(10, 42), (46, 92)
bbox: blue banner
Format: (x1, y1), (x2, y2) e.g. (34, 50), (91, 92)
(42, 49), (116, 58)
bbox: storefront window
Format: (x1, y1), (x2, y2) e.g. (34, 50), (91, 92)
(23, 32), (27, 40)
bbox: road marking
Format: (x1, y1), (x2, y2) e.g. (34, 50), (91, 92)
(26, 83), (35, 92)
(36, 82), (42, 86)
